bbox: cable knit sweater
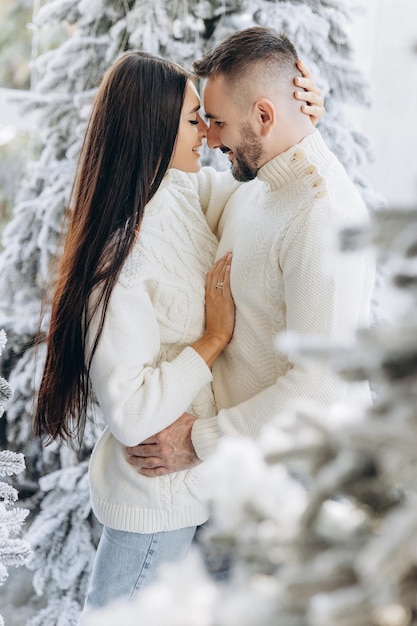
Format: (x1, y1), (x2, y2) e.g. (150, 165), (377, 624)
(191, 130), (376, 460)
(87, 166), (238, 533)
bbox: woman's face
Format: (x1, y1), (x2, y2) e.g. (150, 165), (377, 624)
(169, 80), (208, 173)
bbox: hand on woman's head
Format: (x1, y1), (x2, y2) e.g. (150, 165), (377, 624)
(294, 60), (325, 126)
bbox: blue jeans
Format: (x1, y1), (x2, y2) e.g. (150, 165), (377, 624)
(82, 524), (197, 613)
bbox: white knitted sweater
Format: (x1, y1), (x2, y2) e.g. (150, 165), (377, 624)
(87, 166), (237, 533)
(192, 130), (376, 460)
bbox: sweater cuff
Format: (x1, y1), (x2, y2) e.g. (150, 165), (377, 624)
(191, 415), (221, 461)
(171, 346), (213, 395)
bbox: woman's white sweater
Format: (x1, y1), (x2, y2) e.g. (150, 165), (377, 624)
(87, 167), (237, 533)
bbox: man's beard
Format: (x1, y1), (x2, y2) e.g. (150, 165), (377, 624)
(230, 122), (264, 182)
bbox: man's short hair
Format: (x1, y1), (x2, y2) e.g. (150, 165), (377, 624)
(193, 26), (299, 84)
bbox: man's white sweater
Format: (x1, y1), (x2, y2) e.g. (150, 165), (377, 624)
(87, 167), (237, 533)
(192, 130), (375, 460)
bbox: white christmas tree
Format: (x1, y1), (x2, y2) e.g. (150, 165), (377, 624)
(0, 329), (31, 626)
(0, 0), (379, 623)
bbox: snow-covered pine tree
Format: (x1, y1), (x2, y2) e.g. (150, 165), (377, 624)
(0, 0), (377, 623)
(0, 329), (31, 626)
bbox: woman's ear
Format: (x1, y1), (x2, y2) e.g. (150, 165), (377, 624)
(252, 98), (276, 136)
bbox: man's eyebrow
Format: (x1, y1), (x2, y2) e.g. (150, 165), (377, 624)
(204, 112), (220, 120)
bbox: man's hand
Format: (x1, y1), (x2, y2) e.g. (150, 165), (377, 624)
(126, 412), (201, 477)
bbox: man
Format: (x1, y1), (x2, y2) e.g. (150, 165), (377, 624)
(127, 27), (375, 474)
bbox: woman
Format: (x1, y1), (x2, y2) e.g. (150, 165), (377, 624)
(34, 51), (323, 612)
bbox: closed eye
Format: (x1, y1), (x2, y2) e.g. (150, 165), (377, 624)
(204, 115), (225, 127)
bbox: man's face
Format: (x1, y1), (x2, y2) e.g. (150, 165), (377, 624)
(203, 75), (264, 182)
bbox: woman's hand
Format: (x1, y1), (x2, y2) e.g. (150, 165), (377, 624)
(205, 251), (235, 346)
(294, 59), (325, 126)
(191, 252), (235, 367)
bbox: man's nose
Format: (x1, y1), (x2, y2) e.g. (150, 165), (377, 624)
(207, 124), (221, 150)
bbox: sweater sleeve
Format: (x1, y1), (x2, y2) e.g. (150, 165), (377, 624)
(192, 201), (373, 459)
(195, 166), (241, 236)
(88, 281), (213, 447)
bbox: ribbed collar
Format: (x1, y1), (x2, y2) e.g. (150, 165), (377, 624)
(257, 130), (331, 192)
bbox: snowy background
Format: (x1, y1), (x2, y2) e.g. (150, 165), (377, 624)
(1, 1), (417, 625)
(346, 0), (417, 208)
(1, 0), (416, 208)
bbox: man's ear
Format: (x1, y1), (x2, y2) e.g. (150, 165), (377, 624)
(252, 98), (276, 136)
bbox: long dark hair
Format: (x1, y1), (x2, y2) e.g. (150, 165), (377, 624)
(34, 51), (189, 445)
